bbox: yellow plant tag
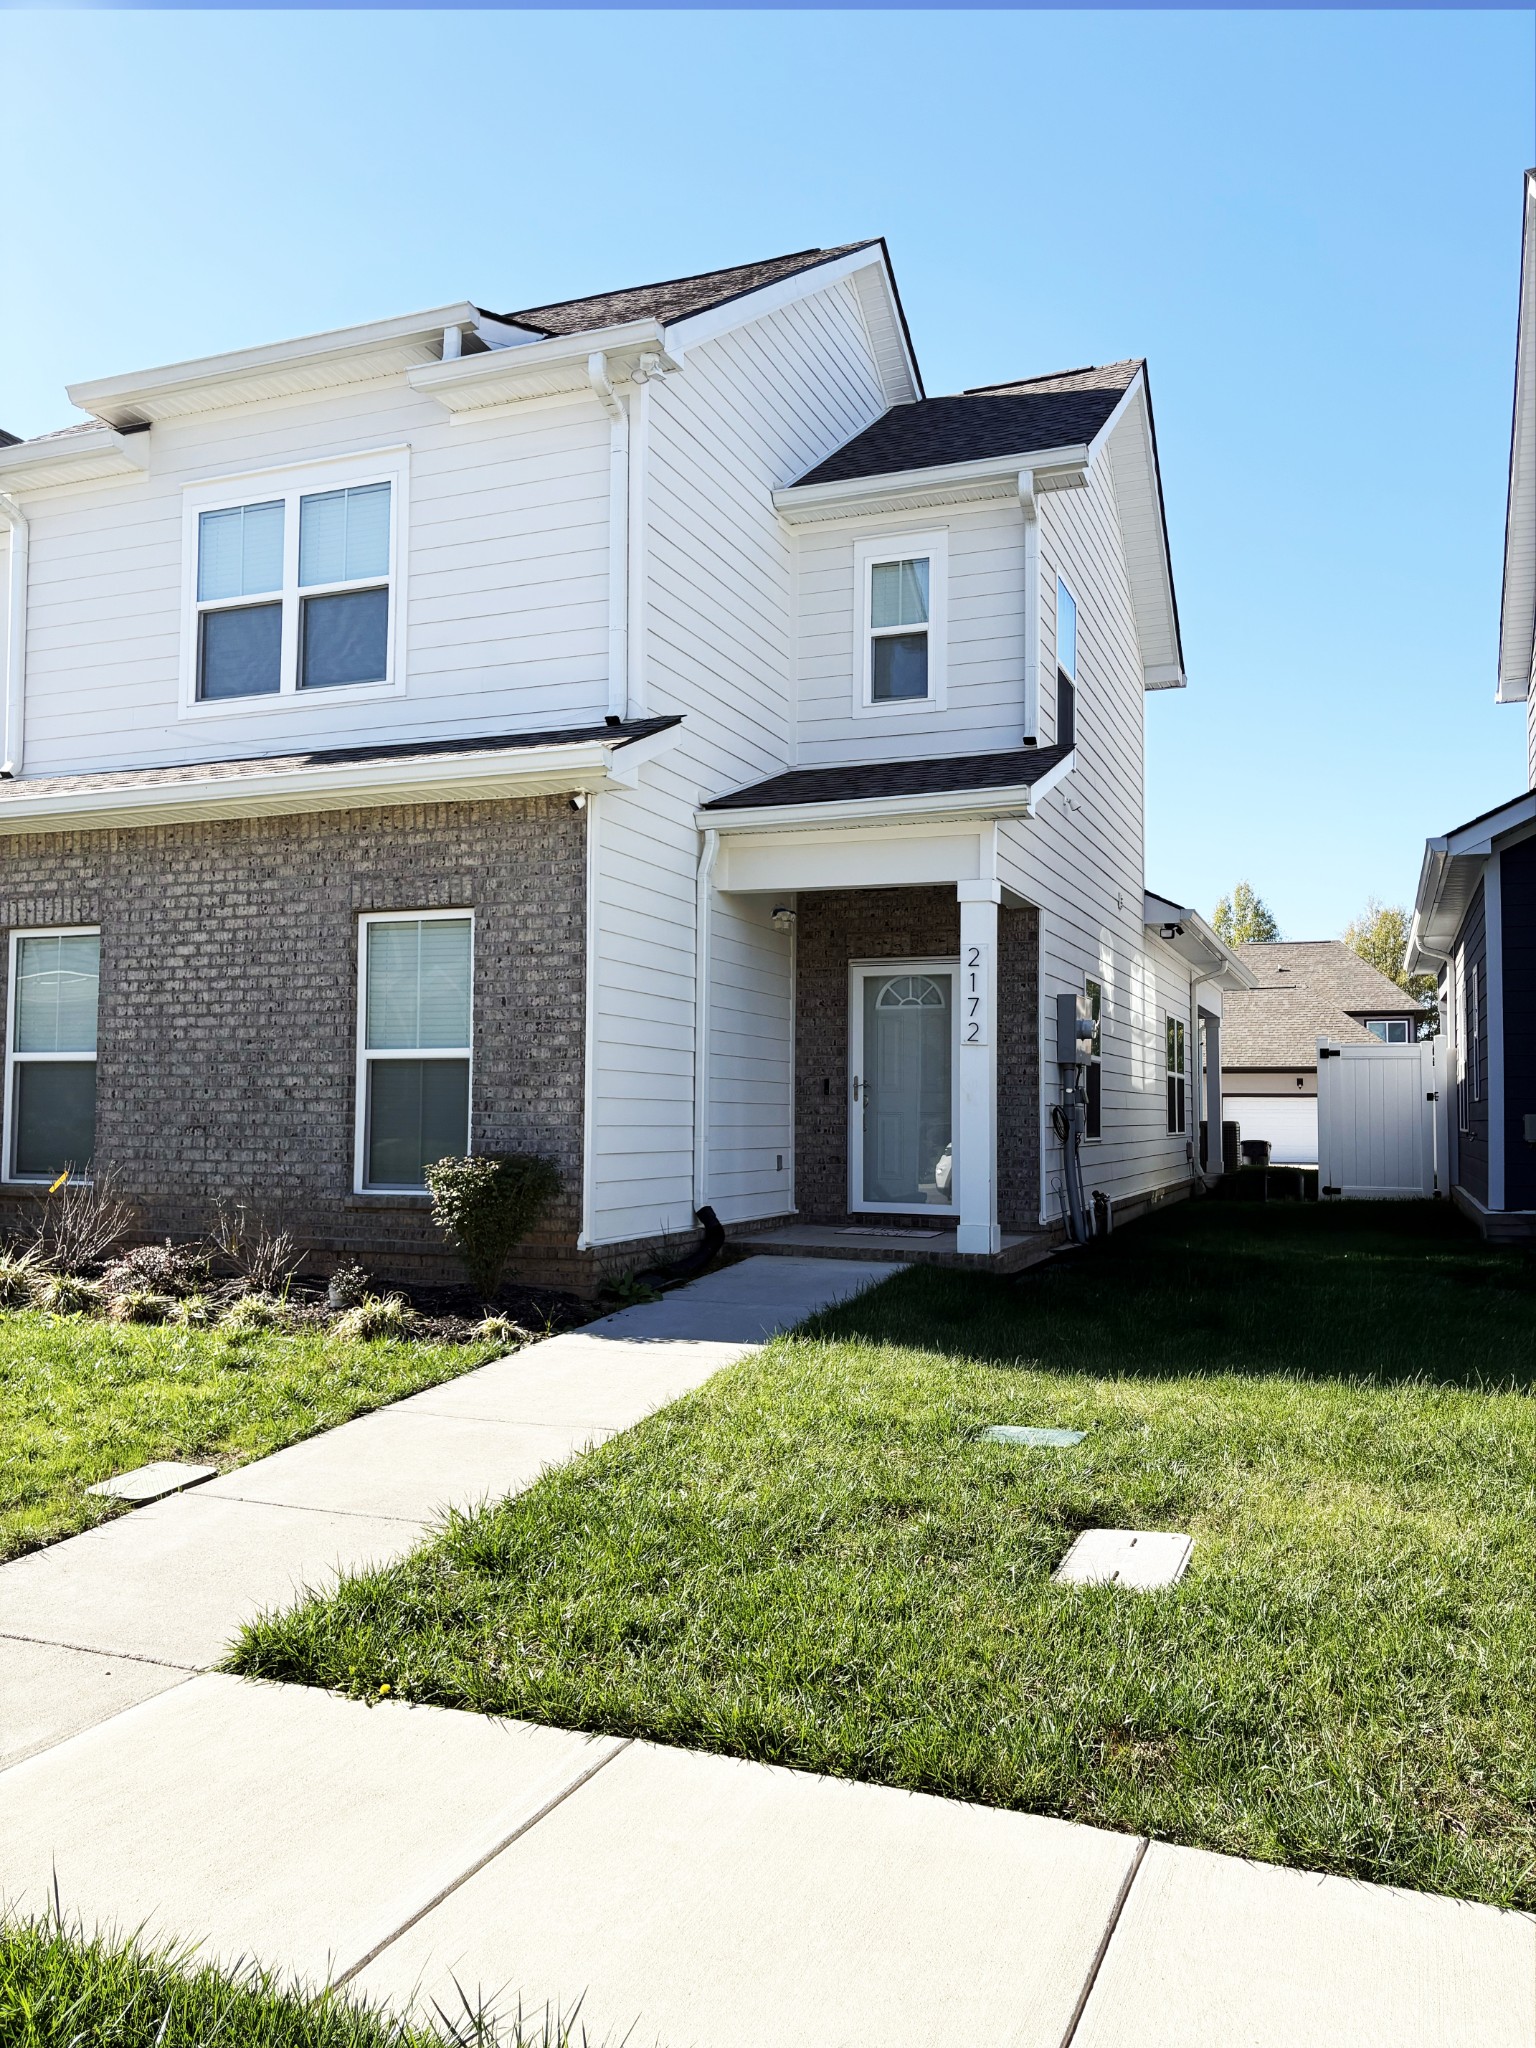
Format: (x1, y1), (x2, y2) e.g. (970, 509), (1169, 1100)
(47, 1170), (69, 1194)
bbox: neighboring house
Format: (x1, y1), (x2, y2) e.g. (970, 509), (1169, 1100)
(1407, 169), (1536, 1240)
(1220, 941), (1427, 1165)
(0, 241), (1245, 1290)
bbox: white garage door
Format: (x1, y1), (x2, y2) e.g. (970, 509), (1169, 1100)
(1228, 1094), (1318, 1166)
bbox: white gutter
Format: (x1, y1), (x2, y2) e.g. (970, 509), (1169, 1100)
(695, 751), (1076, 836)
(693, 828), (719, 1209)
(0, 726), (682, 838)
(0, 493), (27, 777)
(588, 353), (630, 720)
(772, 447), (1090, 524)
(1019, 469), (1040, 740)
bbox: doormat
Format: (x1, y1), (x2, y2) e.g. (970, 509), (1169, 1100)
(980, 1425), (1085, 1448)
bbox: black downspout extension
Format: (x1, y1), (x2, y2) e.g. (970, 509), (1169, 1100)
(638, 1205), (727, 1288)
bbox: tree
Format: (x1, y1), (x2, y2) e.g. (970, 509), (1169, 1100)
(1213, 882), (1280, 946)
(1342, 898), (1438, 1034)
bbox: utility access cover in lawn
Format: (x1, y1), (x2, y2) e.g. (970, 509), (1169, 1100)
(1053, 1529), (1192, 1589)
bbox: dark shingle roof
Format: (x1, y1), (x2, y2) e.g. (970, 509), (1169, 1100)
(486, 244), (878, 339)
(0, 429), (18, 448)
(794, 361), (1141, 487)
(0, 718), (679, 802)
(703, 744), (1070, 813)
(1221, 940), (1428, 1069)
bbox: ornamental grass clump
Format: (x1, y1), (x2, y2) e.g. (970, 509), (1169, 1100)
(220, 1293), (288, 1337)
(426, 1153), (560, 1305)
(331, 1293), (415, 1342)
(38, 1271), (102, 1316)
(105, 1287), (176, 1326)
(0, 1248), (45, 1309)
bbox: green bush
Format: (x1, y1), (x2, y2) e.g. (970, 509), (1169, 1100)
(0, 1248), (45, 1310)
(426, 1153), (560, 1302)
(38, 1272), (102, 1315)
(220, 1293), (287, 1337)
(106, 1288), (176, 1326)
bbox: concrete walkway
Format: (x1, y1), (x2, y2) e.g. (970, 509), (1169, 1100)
(1, 1257), (1531, 2047)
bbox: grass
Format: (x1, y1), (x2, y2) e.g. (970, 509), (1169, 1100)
(1, 1313), (510, 1560)
(0, 1915), (587, 2047)
(232, 1202), (1536, 1909)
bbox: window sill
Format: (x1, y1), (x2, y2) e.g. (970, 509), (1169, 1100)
(178, 679), (406, 721)
(344, 1191), (432, 1210)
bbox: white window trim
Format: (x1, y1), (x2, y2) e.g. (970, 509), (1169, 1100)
(1364, 1017), (1412, 1045)
(4, 925), (100, 1185)
(354, 908), (474, 1195)
(1165, 1012), (1187, 1135)
(179, 448), (409, 720)
(853, 530), (948, 717)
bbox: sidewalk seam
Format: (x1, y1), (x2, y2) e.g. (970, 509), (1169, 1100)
(331, 1736), (635, 1989)
(0, 1629), (200, 1672)
(1057, 1835), (1148, 2048)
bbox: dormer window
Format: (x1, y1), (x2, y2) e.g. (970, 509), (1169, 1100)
(181, 455), (404, 715)
(856, 532), (947, 714)
(1364, 1018), (1411, 1044)
(1056, 577), (1078, 748)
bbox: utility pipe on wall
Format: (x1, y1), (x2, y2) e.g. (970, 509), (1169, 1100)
(1018, 469), (1039, 742)
(587, 353), (630, 721)
(0, 491), (28, 777)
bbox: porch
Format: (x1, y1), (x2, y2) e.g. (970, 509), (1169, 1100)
(744, 1221), (1062, 1274)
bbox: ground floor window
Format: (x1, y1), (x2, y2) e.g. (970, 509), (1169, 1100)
(357, 911), (473, 1190)
(6, 928), (100, 1181)
(1365, 1018), (1411, 1044)
(1165, 1014), (1186, 1135)
(1084, 977), (1102, 1139)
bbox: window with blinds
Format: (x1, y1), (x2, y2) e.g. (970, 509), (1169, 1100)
(358, 913), (472, 1190)
(7, 929), (100, 1180)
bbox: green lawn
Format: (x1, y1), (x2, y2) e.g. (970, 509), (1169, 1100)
(1, 1314), (508, 1560)
(232, 1203), (1536, 1909)
(0, 1916), (572, 2047)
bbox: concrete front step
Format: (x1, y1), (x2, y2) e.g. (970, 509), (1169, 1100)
(743, 1222), (1063, 1275)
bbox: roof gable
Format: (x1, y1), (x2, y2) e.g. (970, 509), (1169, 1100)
(486, 244), (879, 338)
(1222, 939), (1426, 1068)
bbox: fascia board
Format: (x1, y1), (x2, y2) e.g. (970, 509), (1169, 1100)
(1097, 372), (1185, 691)
(1447, 791), (1536, 858)
(0, 428), (150, 493)
(695, 759), (1073, 836)
(1497, 170), (1536, 702)
(663, 247), (886, 358)
(772, 449), (1090, 525)
(408, 321), (667, 414)
(0, 740), (649, 838)
(67, 305), (481, 427)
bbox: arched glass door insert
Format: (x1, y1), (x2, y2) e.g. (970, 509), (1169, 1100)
(849, 960), (958, 1211)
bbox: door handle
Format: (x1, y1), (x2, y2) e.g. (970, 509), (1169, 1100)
(852, 1075), (862, 1102)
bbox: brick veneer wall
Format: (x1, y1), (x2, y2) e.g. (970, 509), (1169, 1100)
(0, 798), (593, 1288)
(794, 887), (1040, 1230)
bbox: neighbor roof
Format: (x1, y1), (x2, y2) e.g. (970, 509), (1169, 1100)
(794, 361), (1141, 486)
(1221, 940), (1427, 1070)
(486, 243), (880, 339)
(702, 743), (1071, 812)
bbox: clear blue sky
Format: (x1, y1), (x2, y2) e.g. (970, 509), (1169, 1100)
(4, 9), (1532, 936)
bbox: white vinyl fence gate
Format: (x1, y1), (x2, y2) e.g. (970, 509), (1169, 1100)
(1316, 1038), (1438, 1200)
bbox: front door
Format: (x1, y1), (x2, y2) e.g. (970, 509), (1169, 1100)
(849, 959), (958, 1213)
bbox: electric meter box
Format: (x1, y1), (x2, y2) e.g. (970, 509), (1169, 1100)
(1056, 991), (1095, 1065)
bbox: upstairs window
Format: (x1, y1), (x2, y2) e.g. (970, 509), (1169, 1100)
(857, 532), (947, 712)
(185, 461), (401, 711)
(1165, 1014), (1186, 1135)
(6, 930), (100, 1182)
(1364, 1018), (1411, 1044)
(1056, 577), (1078, 749)
(357, 912), (472, 1191)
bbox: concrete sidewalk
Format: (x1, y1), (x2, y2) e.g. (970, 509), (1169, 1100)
(1, 1254), (1532, 2046)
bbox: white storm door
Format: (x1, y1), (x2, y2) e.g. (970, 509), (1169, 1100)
(849, 959), (959, 1213)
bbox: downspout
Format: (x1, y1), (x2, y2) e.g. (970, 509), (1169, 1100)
(587, 353), (629, 721)
(0, 492), (28, 777)
(693, 828), (719, 1213)
(1018, 469), (1039, 742)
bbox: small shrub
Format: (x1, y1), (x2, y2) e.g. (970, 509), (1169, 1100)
(326, 1259), (370, 1309)
(0, 1248), (45, 1310)
(31, 1166), (138, 1273)
(473, 1313), (526, 1348)
(426, 1153), (560, 1303)
(170, 1293), (217, 1328)
(601, 1269), (662, 1307)
(331, 1293), (415, 1343)
(38, 1271), (102, 1315)
(220, 1292), (287, 1337)
(102, 1239), (211, 1300)
(106, 1288), (176, 1326)
(212, 1203), (302, 1297)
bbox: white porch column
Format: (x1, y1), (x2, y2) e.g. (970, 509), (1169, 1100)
(1203, 1012), (1224, 1175)
(955, 882), (1001, 1254)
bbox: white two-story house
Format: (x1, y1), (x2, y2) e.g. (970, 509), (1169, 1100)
(0, 243), (1247, 1288)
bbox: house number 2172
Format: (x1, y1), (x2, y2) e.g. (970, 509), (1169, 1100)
(963, 944), (990, 1046)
